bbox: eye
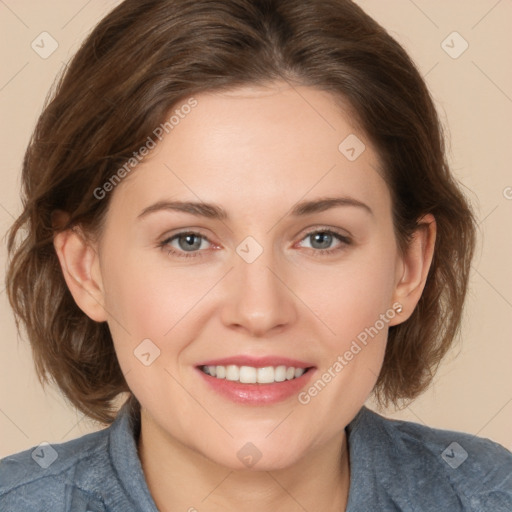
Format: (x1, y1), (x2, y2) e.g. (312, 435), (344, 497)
(159, 227), (352, 259)
(297, 228), (351, 255)
(159, 231), (213, 258)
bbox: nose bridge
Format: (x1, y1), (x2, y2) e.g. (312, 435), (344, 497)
(221, 240), (297, 335)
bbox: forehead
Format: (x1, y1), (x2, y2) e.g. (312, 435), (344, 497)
(108, 82), (390, 221)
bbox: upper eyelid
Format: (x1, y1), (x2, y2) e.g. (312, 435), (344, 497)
(161, 229), (213, 243)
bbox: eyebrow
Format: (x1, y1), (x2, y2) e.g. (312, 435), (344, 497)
(137, 196), (373, 221)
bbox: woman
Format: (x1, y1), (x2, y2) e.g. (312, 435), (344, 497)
(2, 0), (511, 510)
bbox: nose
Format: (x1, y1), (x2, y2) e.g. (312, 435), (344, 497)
(220, 246), (298, 337)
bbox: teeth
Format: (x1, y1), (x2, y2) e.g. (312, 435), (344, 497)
(201, 364), (307, 384)
(274, 365), (286, 382)
(225, 365), (239, 381)
(239, 366), (256, 384)
(257, 366), (275, 384)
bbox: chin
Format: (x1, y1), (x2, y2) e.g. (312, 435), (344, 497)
(197, 437), (307, 472)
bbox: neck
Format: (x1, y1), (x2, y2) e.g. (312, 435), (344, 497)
(137, 409), (351, 512)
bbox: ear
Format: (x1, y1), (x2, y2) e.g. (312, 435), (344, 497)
(388, 214), (436, 326)
(53, 225), (108, 322)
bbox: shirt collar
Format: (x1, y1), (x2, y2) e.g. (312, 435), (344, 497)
(108, 398), (159, 511)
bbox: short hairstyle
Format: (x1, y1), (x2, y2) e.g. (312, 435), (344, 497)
(6, 0), (476, 424)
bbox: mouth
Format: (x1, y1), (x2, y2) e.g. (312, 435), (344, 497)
(195, 356), (316, 405)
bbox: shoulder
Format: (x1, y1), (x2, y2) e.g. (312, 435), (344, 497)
(351, 406), (512, 510)
(0, 426), (113, 510)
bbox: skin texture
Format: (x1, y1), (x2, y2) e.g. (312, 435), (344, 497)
(54, 81), (436, 511)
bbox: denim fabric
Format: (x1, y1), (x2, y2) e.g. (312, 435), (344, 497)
(1, 402), (511, 511)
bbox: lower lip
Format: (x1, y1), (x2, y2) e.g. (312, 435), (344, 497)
(196, 367), (316, 405)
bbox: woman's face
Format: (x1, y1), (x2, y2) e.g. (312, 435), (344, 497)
(90, 82), (407, 469)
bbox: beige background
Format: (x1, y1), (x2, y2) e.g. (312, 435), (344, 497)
(1, 0), (511, 457)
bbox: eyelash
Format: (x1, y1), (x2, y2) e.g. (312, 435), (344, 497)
(159, 228), (352, 259)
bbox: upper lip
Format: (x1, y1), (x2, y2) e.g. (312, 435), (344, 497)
(196, 356), (314, 369)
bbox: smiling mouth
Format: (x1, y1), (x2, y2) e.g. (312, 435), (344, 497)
(199, 364), (313, 384)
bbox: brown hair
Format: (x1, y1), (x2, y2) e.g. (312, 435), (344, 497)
(6, 0), (476, 423)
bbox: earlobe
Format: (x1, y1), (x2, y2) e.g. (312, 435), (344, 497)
(53, 226), (108, 322)
(389, 214), (437, 325)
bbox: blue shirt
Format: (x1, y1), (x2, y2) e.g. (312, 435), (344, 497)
(1, 402), (511, 511)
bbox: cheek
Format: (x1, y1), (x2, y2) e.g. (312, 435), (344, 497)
(293, 244), (396, 441)
(301, 239), (398, 347)
(100, 246), (218, 363)
(101, 237), (185, 332)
